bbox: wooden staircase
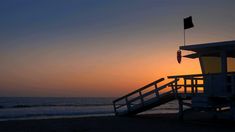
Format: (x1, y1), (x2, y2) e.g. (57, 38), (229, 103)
(113, 78), (179, 116)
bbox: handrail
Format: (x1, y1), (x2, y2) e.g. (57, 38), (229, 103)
(168, 73), (204, 78)
(113, 78), (179, 115)
(168, 72), (235, 79)
(113, 78), (164, 103)
(157, 79), (178, 91)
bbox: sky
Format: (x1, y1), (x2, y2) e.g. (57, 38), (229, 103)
(0, 0), (234, 97)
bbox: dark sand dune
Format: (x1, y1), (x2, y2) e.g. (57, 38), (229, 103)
(0, 114), (234, 132)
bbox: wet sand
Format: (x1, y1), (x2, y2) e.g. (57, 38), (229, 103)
(0, 113), (234, 132)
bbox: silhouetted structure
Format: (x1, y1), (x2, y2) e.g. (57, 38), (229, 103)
(113, 40), (235, 120)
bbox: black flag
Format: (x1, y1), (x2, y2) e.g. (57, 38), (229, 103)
(184, 16), (194, 29)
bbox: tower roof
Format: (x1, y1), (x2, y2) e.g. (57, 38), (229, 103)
(180, 40), (235, 58)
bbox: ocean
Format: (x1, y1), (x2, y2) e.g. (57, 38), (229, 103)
(0, 97), (178, 121)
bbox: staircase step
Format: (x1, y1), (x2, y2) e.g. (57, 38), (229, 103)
(113, 78), (179, 116)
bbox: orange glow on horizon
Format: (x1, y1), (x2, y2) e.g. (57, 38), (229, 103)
(0, 39), (202, 97)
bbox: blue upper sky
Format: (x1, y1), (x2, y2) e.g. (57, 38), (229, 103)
(0, 0), (234, 97)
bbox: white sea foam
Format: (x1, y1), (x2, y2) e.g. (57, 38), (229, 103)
(0, 97), (178, 121)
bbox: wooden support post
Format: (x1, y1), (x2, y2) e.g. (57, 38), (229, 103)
(232, 75), (235, 95)
(221, 50), (227, 73)
(195, 79), (198, 93)
(170, 84), (175, 95)
(154, 84), (160, 98)
(208, 75), (213, 96)
(113, 102), (117, 116)
(174, 78), (179, 95)
(139, 91), (144, 106)
(178, 98), (184, 120)
(230, 100), (235, 120)
(171, 78), (179, 98)
(191, 77), (194, 95)
(184, 78), (187, 94)
(212, 108), (218, 120)
(125, 97), (131, 112)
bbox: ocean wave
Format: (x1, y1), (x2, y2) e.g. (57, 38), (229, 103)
(0, 104), (113, 109)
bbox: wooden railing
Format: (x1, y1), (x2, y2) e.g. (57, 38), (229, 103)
(113, 72), (235, 116)
(168, 72), (235, 97)
(168, 74), (204, 96)
(113, 78), (179, 115)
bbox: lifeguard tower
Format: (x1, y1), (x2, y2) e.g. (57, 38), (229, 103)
(113, 40), (235, 120)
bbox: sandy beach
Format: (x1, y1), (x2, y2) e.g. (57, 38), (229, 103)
(0, 113), (234, 132)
